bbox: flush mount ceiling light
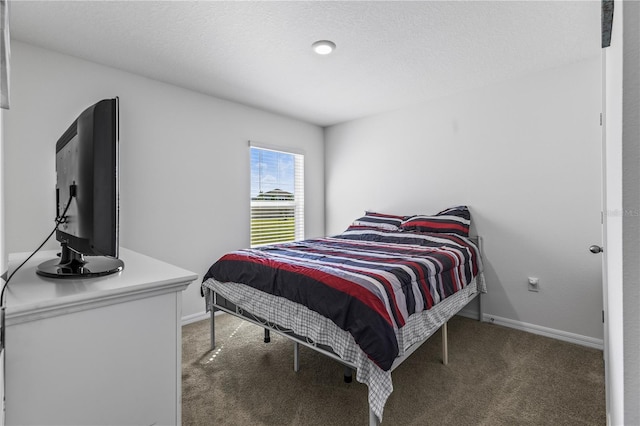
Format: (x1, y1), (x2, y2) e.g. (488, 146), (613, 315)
(312, 40), (336, 55)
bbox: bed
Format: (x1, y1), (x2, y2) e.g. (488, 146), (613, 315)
(201, 206), (485, 425)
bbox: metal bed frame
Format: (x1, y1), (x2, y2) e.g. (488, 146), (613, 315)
(205, 236), (484, 425)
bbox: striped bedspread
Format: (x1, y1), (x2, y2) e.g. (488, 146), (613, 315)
(203, 228), (482, 371)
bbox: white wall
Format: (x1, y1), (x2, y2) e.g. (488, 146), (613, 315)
(3, 41), (325, 319)
(325, 57), (604, 342)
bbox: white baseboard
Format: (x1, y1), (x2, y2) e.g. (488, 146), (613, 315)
(181, 311), (209, 325)
(456, 308), (481, 321)
(184, 309), (603, 350)
(481, 313), (604, 350)
(181, 310), (224, 326)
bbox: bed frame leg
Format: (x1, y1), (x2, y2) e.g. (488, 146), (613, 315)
(442, 321), (449, 365)
(343, 366), (353, 383)
(210, 305), (216, 350)
(477, 237), (485, 323)
(293, 342), (300, 372)
(264, 329), (271, 343)
(369, 407), (380, 426)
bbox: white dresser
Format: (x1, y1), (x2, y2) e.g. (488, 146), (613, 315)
(4, 247), (197, 426)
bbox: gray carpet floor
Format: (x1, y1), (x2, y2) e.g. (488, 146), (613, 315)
(182, 313), (605, 425)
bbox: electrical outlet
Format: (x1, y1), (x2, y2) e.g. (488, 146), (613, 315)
(528, 277), (539, 292)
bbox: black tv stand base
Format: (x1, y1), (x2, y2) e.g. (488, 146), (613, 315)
(36, 245), (124, 278)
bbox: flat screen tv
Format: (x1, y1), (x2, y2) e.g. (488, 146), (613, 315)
(36, 98), (124, 278)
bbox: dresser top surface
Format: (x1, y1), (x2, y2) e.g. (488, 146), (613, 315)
(5, 247), (198, 321)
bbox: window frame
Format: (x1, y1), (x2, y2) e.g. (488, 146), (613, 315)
(249, 142), (304, 248)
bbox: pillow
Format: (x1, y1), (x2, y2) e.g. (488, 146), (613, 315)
(350, 211), (407, 231)
(400, 206), (470, 236)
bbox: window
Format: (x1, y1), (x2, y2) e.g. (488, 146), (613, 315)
(250, 145), (304, 247)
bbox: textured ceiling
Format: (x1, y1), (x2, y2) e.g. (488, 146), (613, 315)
(9, 1), (601, 127)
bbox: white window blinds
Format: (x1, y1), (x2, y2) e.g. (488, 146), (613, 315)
(250, 145), (304, 247)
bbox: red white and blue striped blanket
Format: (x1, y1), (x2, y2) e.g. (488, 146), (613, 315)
(203, 228), (482, 371)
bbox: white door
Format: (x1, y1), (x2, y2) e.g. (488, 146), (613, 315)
(1, 108), (6, 426)
(601, 32), (624, 426)
(598, 48), (611, 425)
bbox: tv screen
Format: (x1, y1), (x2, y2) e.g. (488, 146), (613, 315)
(37, 98), (124, 278)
